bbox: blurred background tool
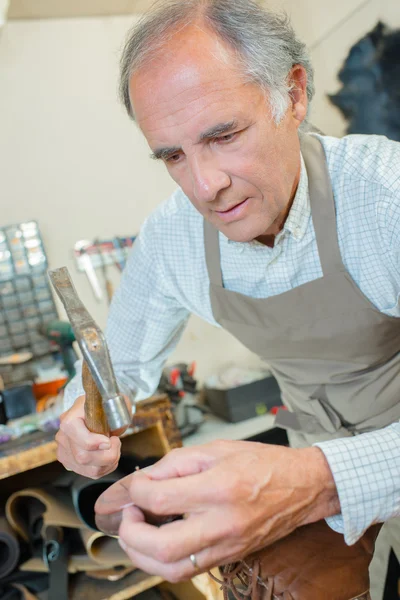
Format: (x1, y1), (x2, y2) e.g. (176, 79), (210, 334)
(111, 237), (127, 272)
(93, 238), (113, 305)
(74, 241), (103, 302)
(73, 235), (136, 301)
(38, 320), (77, 380)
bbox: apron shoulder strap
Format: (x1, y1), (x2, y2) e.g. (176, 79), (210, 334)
(301, 134), (344, 275)
(204, 219), (223, 286)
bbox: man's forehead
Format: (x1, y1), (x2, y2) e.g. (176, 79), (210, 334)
(129, 23), (246, 118)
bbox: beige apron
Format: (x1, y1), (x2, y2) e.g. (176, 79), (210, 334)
(203, 134), (400, 599)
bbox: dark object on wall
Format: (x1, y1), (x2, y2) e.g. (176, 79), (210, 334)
(329, 22), (400, 141)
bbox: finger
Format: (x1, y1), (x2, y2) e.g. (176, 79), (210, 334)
(142, 446), (218, 480)
(128, 468), (223, 515)
(57, 440), (120, 479)
(55, 430), (70, 453)
(70, 436), (121, 469)
(118, 506), (241, 564)
(118, 541), (198, 583)
(83, 459), (121, 480)
(96, 504), (144, 535)
(60, 416), (111, 451)
(118, 529), (238, 584)
(95, 474), (135, 515)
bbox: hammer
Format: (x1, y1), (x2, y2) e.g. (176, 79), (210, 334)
(48, 267), (133, 436)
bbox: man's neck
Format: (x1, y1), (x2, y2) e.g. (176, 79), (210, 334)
(255, 162), (301, 247)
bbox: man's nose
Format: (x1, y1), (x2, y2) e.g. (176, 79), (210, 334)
(189, 155), (231, 203)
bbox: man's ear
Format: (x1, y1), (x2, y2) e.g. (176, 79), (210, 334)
(288, 64), (308, 125)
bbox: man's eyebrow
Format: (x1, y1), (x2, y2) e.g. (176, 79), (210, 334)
(150, 146), (182, 161)
(198, 120), (238, 142)
(150, 120), (238, 160)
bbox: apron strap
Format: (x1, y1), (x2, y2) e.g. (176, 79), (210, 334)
(300, 134), (344, 276)
(204, 220), (223, 286)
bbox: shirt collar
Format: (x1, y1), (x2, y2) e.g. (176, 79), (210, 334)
(280, 153), (310, 242)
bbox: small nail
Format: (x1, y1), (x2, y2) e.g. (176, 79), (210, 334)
(99, 442), (111, 451)
(95, 510), (123, 536)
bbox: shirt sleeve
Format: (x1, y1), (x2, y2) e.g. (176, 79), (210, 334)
(314, 423), (400, 544)
(63, 215), (190, 411)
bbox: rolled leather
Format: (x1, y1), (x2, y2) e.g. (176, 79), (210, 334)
(19, 554), (118, 574)
(214, 521), (381, 600)
(80, 529), (133, 567)
(0, 516), (20, 579)
(5, 488), (82, 542)
(10, 584), (39, 600)
(6, 487), (133, 572)
(71, 474), (121, 531)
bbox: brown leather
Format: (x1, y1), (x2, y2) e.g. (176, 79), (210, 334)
(214, 521), (381, 600)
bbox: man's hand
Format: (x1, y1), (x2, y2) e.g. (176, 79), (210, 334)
(95, 440), (340, 582)
(56, 395), (121, 479)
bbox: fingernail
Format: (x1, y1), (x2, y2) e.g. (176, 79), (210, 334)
(95, 511), (123, 536)
(99, 442), (111, 451)
(119, 539), (128, 552)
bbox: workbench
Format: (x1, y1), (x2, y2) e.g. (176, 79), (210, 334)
(0, 395), (219, 600)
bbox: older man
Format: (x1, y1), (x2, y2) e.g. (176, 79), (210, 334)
(59, 1), (400, 598)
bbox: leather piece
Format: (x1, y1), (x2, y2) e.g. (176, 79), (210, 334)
(72, 473), (121, 530)
(80, 528), (133, 567)
(6, 486), (132, 572)
(5, 488), (82, 542)
(11, 584), (39, 600)
(216, 521), (381, 600)
(0, 515), (21, 578)
(20, 554), (120, 574)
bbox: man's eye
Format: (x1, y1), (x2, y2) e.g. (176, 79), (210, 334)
(217, 132), (237, 143)
(166, 153), (182, 164)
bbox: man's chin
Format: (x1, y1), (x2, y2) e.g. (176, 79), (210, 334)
(217, 220), (263, 244)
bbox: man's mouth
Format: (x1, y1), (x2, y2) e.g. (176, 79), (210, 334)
(215, 198), (250, 222)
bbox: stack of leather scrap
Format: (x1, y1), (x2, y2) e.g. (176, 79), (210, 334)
(0, 455), (159, 600)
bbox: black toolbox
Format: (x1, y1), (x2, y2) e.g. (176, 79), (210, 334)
(204, 374), (283, 423)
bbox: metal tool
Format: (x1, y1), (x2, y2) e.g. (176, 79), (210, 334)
(94, 238), (114, 305)
(112, 237), (127, 272)
(48, 267), (133, 435)
(74, 240), (103, 302)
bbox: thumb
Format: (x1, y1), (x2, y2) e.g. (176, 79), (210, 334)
(95, 473), (134, 515)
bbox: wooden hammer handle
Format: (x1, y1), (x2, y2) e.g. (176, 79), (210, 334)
(82, 360), (109, 436)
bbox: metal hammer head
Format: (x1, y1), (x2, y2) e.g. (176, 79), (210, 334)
(48, 267), (133, 432)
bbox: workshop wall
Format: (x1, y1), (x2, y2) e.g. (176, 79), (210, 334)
(1, 0), (399, 384)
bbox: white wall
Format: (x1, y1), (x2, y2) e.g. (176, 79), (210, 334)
(0, 0), (399, 384)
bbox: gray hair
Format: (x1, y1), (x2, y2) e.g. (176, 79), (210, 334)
(119, 0), (315, 123)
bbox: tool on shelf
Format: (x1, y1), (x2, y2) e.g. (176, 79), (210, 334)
(73, 236), (135, 302)
(74, 241), (103, 302)
(48, 267), (133, 436)
(38, 320), (77, 379)
(93, 238), (113, 305)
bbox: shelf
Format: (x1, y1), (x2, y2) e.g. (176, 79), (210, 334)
(69, 569), (163, 600)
